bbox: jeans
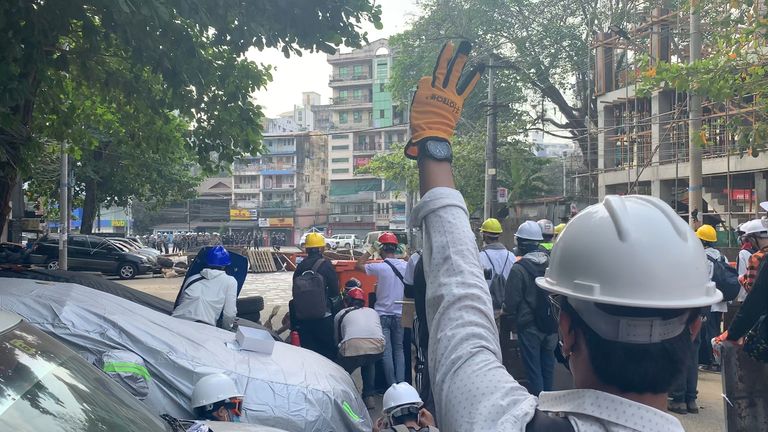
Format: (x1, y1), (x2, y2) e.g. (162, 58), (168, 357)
(671, 330), (701, 402)
(380, 314), (405, 385)
(700, 311), (723, 366)
(518, 326), (558, 396)
(337, 354), (381, 398)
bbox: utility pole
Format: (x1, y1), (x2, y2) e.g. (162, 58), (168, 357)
(187, 198), (191, 232)
(688, 0), (703, 225)
(59, 141), (68, 270)
(484, 56), (498, 220)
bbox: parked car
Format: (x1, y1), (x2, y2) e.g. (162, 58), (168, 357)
(107, 237), (161, 266)
(30, 234), (152, 279)
(330, 234), (361, 249)
(298, 232), (337, 249)
(0, 278), (372, 431)
(0, 309), (291, 432)
(363, 230), (408, 258)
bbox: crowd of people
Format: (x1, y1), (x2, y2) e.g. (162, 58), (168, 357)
(140, 230), (291, 254)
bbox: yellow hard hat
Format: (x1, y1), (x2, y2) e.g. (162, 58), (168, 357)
(480, 218), (503, 234)
(554, 223), (566, 235)
(304, 232), (326, 248)
(696, 224), (717, 243)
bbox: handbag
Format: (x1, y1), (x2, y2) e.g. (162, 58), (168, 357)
(744, 315), (768, 363)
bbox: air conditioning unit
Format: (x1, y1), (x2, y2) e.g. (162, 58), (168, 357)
(333, 216), (340, 222)
(355, 216), (362, 222)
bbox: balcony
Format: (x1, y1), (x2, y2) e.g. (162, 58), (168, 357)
(328, 96), (372, 110)
(261, 200), (296, 209)
(353, 142), (383, 154)
(233, 183), (260, 192)
(329, 74), (373, 88)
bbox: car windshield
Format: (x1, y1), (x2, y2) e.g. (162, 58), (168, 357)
(0, 321), (168, 431)
(102, 240), (128, 252)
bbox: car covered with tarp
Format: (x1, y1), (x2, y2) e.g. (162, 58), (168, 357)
(0, 277), (371, 432)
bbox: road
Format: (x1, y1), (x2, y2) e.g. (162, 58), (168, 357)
(118, 271), (725, 431)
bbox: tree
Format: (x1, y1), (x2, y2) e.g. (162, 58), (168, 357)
(0, 0), (382, 232)
(388, 0), (642, 196)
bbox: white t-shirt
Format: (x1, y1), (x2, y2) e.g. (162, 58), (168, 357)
(365, 258), (407, 316)
(335, 307), (384, 344)
(403, 253), (421, 286)
(478, 245), (514, 286)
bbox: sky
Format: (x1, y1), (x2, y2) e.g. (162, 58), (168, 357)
(249, 0), (420, 117)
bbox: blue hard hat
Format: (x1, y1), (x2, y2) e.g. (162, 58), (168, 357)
(206, 246), (231, 267)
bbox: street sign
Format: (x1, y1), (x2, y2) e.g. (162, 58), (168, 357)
(497, 187), (509, 203)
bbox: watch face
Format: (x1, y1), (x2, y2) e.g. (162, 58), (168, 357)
(426, 140), (452, 160)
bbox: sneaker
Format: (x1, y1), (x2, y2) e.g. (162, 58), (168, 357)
(687, 400), (699, 414)
(364, 396), (375, 410)
(668, 401), (687, 415)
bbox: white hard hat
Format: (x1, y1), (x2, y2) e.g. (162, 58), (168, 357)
(536, 195), (722, 310)
(515, 220), (544, 241)
(382, 383), (422, 415)
(537, 219), (555, 236)
(191, 373), (243, 408)
(739, 218), (768, 236)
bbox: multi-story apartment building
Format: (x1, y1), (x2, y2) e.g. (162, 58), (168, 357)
(593, 7), (768, 234)
(314, 39), (408, 236)
(231, 132), (329, 245)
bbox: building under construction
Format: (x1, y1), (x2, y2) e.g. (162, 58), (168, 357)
(592, 2), (768, 239)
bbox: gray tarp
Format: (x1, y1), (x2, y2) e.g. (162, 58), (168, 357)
(0, 278), (371, 432)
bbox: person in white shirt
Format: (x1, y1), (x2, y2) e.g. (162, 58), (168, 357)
(403, 40), (722, 432)
(357, 232), (408, 386)
(335, 286), (385, 410)
(478, 218), (514, 284)
(173, 246), (238, 330)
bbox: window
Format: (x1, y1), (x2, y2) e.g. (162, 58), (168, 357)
(358, 135), (367, 145)
(305, 175), (310, 183)
(332, 158), (350, 163)
(379, 83), (386, 92)
(339, 112), (348, 124)
(305, 192), (310, 203)
(297, 112), (303, 121)
(380, 109), (386, 119)
(332, 144), (349, 150)
(338, 66), (349, 78)
(353, 89), (362, 100)
(321, 195), (326, 204)
(353, 111), (362, 123)
(331, 134), (349, 140)
(353, 64), (363, 77)
(332, 168), (350, 174)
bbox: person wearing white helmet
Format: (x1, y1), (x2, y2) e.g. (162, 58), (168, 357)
(191, 373), (244, 422)
(536, 219), (555, 252)
(737, 218), (768, 294)
(374, 383), (438, 432)
(404, 41), (722, 431)
(504, 220), (556, 396)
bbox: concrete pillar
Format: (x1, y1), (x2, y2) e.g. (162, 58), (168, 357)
(597, 104), (614, 200)
(755, 172), (767, 216)
(652, 90), (674, 164)
(722, 344), (768, 431)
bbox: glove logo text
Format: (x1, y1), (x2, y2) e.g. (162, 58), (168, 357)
(428, 93), (461, 114)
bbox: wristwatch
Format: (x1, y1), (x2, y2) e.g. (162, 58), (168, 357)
(418, 138), (453, 162)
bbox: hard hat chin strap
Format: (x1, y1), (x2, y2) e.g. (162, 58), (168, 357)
(569, 298), (689, 344)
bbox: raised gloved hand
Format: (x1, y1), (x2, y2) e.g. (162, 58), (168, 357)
(405, 41), (484, 159)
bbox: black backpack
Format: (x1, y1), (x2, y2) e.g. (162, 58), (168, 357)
(483, 250), (510, 310)
(292, 259), (328, 320)
(516, 260), (558, 334)
(708, 255), (740, 302)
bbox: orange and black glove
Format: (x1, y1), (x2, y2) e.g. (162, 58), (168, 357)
(404, 41), (485, 159)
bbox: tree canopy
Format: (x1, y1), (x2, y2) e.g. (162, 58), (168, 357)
(0, 0), (382, 231)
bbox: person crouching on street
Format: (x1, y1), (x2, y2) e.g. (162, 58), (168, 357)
(335, 284), (385, 410)
(374, 383), (439, 432)
(191, 373), (243, 422)
(172, 245), (238, 330)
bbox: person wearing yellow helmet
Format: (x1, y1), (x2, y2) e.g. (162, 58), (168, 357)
(478, 218), (514, 313)
(290, 231), (340, 361)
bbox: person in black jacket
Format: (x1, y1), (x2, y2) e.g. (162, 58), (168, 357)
(291, 233), (340, 361)
(728, 255), (768, 342)
(503, 221), (557, 396)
